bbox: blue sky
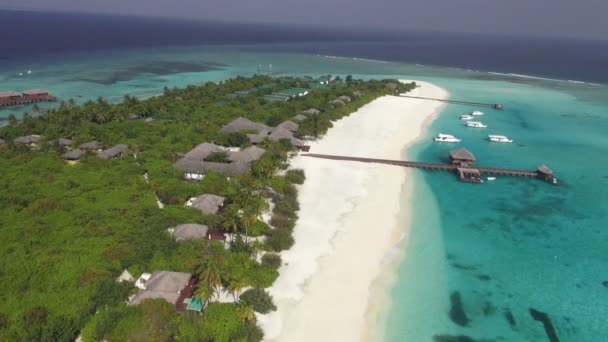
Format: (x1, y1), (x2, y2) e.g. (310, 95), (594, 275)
(2, 0), (607, 40)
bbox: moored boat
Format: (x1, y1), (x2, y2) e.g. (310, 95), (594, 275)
(488, 134), (513, 143)
(434, 133), (461, 143)
(460, 114), (474, 120)
(471, 110), (484, 116)
(466, 121), (487, 128)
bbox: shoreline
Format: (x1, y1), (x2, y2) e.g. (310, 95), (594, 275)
(260, 80), (449, 341)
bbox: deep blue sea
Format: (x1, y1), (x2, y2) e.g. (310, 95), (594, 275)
(1, 10), (607, 341)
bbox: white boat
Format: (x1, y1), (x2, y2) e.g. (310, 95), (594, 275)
(488, 135), (513, 143)
(471, 111), (484, 116)
(487, 177), (496, 181)
(434, 133), (461, 143)
(460, 115), (474, 120)
(466, 121), (487, 128)
(26, 70), (32, 75)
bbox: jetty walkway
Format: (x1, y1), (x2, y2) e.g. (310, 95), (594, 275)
(393, 94), (503, 110)
(301, 153), (553, 183)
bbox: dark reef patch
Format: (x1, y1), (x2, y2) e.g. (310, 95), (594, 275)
(483, 301), (496, 316)
(433, 335), (479, 342)
(449, 291), (470, 327)
(602, 280), (608, 288)
(504, 308), (517, 330)
(69, 61), (224, 85)
(477, 274), (491, 281)
(529, 308), (560, 342)
(451, 262), (478, 271)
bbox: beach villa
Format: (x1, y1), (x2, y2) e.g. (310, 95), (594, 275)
(62, 149), (85, 164)
(168, 223), (226, 241)
(129, 271), (201, 312)
(14, 135), (41, 148)
(79, 141), (103, 153)
(186, 194), (225, 215)
(98, 144), (128, 159)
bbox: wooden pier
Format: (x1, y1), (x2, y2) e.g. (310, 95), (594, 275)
(301, 153), (557, 184)
(394, 95), (503, 110)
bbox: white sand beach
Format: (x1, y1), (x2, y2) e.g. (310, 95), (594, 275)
(259, 81), (449, 341)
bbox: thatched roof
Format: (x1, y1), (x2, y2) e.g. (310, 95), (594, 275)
(127, 113), (140, 120)
(98, 144), (128, 159)
(0, 91), (22, 97)
(62, 149), (85, 161)
(268, 127), (294, 141)
(329, 99), (345, 106)
(183, 142), (221, 161)
(172, 224), (209, 241)
(247, 133), (266, 144)
(0, 138), (5, 145)
(220, 117), (269, 134)
(293, 114), (307, 121)
(228, 146), (266, 163)
(175, 158), (205, 174)
(337, 95), (352, 102)
(79, 141), (102, 150)
(277, 120), (299, 132)
(14, 135), (41, 144)
(537, 165), (553, 175)
(386, 82), (399, 89)
(353, 90), (364, 97)
(290, 137), (306, 148)
(48, 138), (72, 146)
(225, 161), (252, 176)
(449, 148), (476, 161)
(302, 108), (320, 116)
(189, 194), (225, 214)
(129, 271), (191, 306)
(23, 89), (50, 95)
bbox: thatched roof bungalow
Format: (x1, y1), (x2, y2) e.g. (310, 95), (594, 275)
(449, 148), (476, 166)
(62, 149), (85, 162)
(293, 114), (307, 121)
(79, 141), (103, 151)
(129, 271), (193, 306)
(220, 117), (269, 134)
(329, 99), (345, 106)
(302, 108), (320, 116)
(14, 135), (41, 145)
(227, 146), (266, 163)
(183, 142), (222, 161)
(98, 144), (128, 159)
(187, 194), (225, 215)
(337, 95), (352, 102)
(170, 224), (210, 241)
(277, 120), (299, 132)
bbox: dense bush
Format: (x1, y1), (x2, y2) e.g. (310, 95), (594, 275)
(261, 253), (282, 269)
(266, 228), (294, 251)
(215, 132), (249, 147)
(204, 151), (230, 163)
(232, 321), (264, 342)
(239, 289), (277, 314)
(285, 169), (305, 185)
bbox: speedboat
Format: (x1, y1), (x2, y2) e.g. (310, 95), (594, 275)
(471, 111), (484, 116)
(487, 177), (496, 181)
(466, 121), (487, 128)
(488, 135), (513, 143)
(460, 115), (474, 120)
(434, 133), (461, 143)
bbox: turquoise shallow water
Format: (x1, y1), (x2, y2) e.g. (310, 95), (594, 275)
(1, 46), (607, 341)
(388, 79), (608, 341)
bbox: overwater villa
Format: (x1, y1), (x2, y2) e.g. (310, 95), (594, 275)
(449, 148), (476, 166)
(0, 89), (56, 108)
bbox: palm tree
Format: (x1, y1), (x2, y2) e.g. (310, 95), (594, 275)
(194, 283), (213, 305)
(239, 211), (258, 243)
(221, 206), (241, 237)
(197, 258), (223, 300)
(227, 276), (247, 302)
(236, 305), (255, 323)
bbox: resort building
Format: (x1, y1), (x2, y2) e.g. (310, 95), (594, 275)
(48, 138), (73, 148)
(186, 194), (225, 215)
(329, 99), (346, 106)
(129, 271), (200, 312)
(98, 144), (128, 159)
(276, 120), (299, 132)
(353, 90), (364, 98)
(337, 95), (352, 102)
(168, 223), (226, 241)
(79, 141), (103, 152)
(0, 89), (55, 108)
(175, 142), (265, 180)
(456, 167), (483, 183)
(293, 114), (307, 121)
(62, 149), (85, 164)
(219, 117), (269, 134)
(449, 148), (476, 166)
(0, 91), (24, 106)
(302, 108), (321, 116)
(14, 135), (41, 147)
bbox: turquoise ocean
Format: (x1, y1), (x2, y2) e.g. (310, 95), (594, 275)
(1, 45), (607, 341)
